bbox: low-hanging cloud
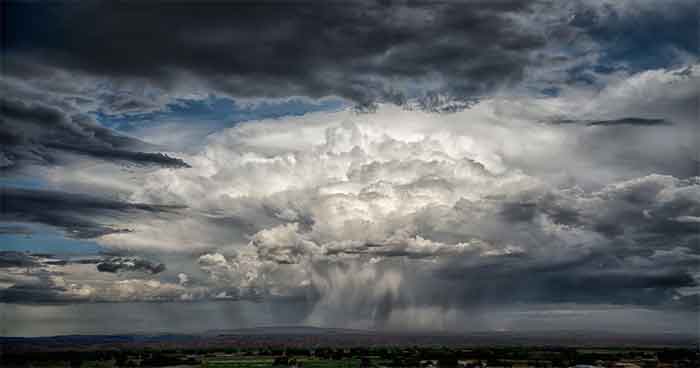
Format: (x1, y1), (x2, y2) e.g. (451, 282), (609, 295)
(0, 97), (190, 171)
(97, 256), (166, 274)
(0, 187), (184, 239)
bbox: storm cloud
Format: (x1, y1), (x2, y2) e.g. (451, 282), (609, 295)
(548, 117), (672, 127)
(0, 0), (698, 335)
(4, 1), (545, 107)
(97, 256), (166, 274)
(0, 97), (190, 171)
(0, 251), (40, 268)
(0, 187), (183, 239)
(79, 94), (697, 316)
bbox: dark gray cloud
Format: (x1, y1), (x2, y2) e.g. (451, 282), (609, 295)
(430, 251), (699, 309)
(0, 225), (33, 235)
(0, 266), (81, 304)
(0, 98), (190, 171)
(0, 281), (74, 304)
(0, 251), (40, 268)
(547, 117), (672, 127)
(4, 1), (544, 107)
(97, 256), (166, 274)
(585, 117), (671, 127)
(0, 251), (96, 269)
(409, 177), (700, 310)
(510, 175), (700, 239)
(0, 187), (183, 239)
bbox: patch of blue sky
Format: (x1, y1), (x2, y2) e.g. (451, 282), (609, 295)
(96, 95), (347, 133)
(0, 176), (46, 190)
(587, 8), (698, 73)
(0, 223), (103, 255)
(539, 87), (561, 97)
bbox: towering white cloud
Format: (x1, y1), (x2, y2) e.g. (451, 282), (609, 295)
(34, 66), (684, 321)
(2, 66), (697, 331)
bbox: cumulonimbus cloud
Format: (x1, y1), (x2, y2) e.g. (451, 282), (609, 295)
(67, 65), (695, 315)
(0, 1), (698, 335)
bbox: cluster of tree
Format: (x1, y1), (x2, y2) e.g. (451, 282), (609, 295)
(1, 345), (697, 367)
(0, 349), (201, 368)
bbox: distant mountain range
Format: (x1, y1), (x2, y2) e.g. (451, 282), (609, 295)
(206, 325), (370, 336)
(1, 327), (697, 352)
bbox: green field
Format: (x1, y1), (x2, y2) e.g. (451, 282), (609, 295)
(204, 357), (274, 367)
(204, 357), (362, 368)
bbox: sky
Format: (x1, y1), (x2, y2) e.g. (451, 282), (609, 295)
(0, 0), (698, 337)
